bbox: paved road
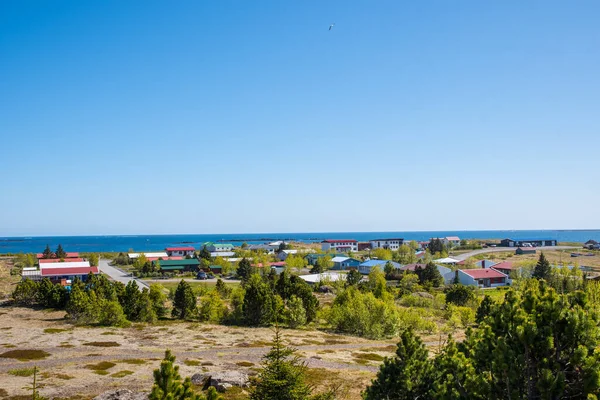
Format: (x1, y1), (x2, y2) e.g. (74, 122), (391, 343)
(98, 259), (149, 290)
(452, 246), (578, 261)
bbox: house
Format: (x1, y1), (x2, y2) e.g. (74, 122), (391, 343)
(39, 258), (85, 264)
(247, 244), (276, 254)
(490, 261), (515, 276)
(211, 251), (235, 258)
(155, 258), (200, 272)
(457, 268), (508, 288)
(331, 256), (361, 270)
(500, 238), (557, 247)
(369, 238), (404, 250)
(321, 239), (358, 253)
(358, 242), (372, 251)
(443, 236), (461, 247)
(304, 253), (343, 266)
(37, 261), (98, 284)
(515, 247), (536, 255)
(208, 265), (222, 274)
(128, 252), (169, 262)
(474, 260), (498, 269)
(358, 259), (402, 274)
(433, 257), (460, 265)
(299, 271), (348, 285)
(584, 240), (599, 250)
(278, 249), (299, 261)
(165, 247), (195, 257)
(401, 263), (455, 284)
(36, 252), (79, 260)
(203, 243), (235, 253)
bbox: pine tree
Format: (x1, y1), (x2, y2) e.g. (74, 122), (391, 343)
(243, 274), (274, 326)
(150, 350), (201, 400)
(55, 244), (67, 259)
(250, 325), (312, 400)
(237, 257), (254, 283)
(533, 252), (552, 280)
(214, 278), (231, 298)
(475, 295), (494, 323)
(286, 295), (307, 328)
(137, 289), (158, 323)
(363, 328), (434, 400)
(42, 244), (53, 259)
(122, 280), (141, 321)
(199, 246), (212, 261)
(346, 269), (362, 286)
(149, 284), (168, 318)
(172, 280), (197, 320)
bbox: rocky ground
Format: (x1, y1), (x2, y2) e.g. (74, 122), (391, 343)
(0, 307), (408, 399)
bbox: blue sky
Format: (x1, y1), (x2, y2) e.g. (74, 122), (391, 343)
(1, 0), (599, 236)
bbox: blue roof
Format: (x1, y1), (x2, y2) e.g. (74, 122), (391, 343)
(360, 259), (401, 268)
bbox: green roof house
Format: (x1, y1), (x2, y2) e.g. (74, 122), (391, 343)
(155, 259), (200, 271)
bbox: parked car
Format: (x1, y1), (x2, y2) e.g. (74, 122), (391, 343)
(196, 271), (207, 280)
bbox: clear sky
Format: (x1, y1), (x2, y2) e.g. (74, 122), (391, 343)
(1, 1), (599, 236)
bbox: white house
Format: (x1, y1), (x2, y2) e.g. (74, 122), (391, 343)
(128, 252), (168, 261)
(443, 236), (461, 247)
(457, 268), (508, 288)
(278, 249), (299, 261)
(210, 251), (235, 258)
(203, 243), (235, 253)
(321, 239), (358, 253)
(369, 238), (404, 250)
(165, 247), (195, 257)
(298, 271), (348, 284)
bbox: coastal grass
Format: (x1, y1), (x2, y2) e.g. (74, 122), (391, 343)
(111, 370), (134, 378)
(83, 341), (121, 347)
(8, 367), (36, 377)
(0, 349), (50, 361)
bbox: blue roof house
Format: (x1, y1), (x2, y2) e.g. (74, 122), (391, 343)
(358, 259), (402, 274)
(331, 256), (361, 270)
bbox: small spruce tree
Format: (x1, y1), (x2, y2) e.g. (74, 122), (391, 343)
(150, 350), (201, 400)
(533, 252), (552, 280)
(172, 280), (197, 320)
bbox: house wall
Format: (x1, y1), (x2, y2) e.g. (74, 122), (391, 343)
(321, 242), (358, 252)
(370, 240), (403, 250)
(168, 250), (195, 257)
(457, 270), (477, 286)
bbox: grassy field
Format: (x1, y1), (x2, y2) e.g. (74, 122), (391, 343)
(470, 249), (600, 270)
(0, 259), (20, 299)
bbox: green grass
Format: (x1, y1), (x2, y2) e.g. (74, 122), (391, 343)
(120, 358), (146, 365)
(184, 359), (201, 366)
(479, 287), (509, 302)
(83, 341), (121, 347)
(0, 349), (50, 361)
(352, 352), (385, 362)
(85, 361), (116, 371)
(44, 328), (70, 334)
(8, 367), (36, 377)
(110, 370), (134, 378)
(235, 361), (254, 367)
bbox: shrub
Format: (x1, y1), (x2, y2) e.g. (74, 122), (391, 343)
(398, 294), (433, 308)
(285, 295), (307, 328)
(444, 284), (475, 306)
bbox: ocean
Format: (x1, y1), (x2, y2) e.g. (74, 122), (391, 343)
(0, 230), (598, 254)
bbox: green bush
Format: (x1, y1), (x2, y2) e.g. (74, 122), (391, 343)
(398, 294), (433, 308)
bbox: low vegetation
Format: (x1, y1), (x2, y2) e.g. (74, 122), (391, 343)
(0, 349), (50, 361)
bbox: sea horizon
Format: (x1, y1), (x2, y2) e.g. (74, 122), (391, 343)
(1, 229), (599, 254)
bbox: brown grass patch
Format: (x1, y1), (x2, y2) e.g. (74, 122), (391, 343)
(236, 340), (271, 348)
(0, 349), (50, 361)
(83, 341), (121, 347)
(111, 370), (134, 378)
(85, 361), (116, 371)
(44, 328), (70, 334)
(184, 359), (201, 366)
(120, 359), (146, 365)
(235, 361), (254, 367)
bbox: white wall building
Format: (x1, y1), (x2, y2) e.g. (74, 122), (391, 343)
(369, 238), (404, 250)
(165, 247), (195, 257)
(321, 240), (358, 253)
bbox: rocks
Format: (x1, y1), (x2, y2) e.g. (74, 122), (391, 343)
(318, 285), (334, 293)
(93, 389), (147, 400)
(191, 370), (250, 392)
(414, 291), (434, 299)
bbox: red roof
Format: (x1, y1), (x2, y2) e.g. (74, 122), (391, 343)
(39, 258), (84, 263)
(166, 247), (195, 251)
(147, 256), (184, 262)
(461, 268), (506, 279)
(491, 261), (514, 270)
(401, 263), (427, 271)
(446, 236), (460, 241)
(36, 252), (80, 259)
(41, 267), (99, 277)
(322, 239), (357, 243)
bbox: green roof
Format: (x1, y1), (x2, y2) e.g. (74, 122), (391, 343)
(155, 259), (200, 270)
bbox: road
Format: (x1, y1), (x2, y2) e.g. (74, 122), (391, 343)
(98, 259), (149, 290)
(452, 246), (578, 261)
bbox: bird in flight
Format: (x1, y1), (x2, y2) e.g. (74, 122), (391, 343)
(329, 23), (335, 31)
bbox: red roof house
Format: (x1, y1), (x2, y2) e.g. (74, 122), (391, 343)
(457, 268), (508, 288)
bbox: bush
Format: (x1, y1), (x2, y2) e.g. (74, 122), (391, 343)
(285, 295), (307, 328)
(398, 294), (433, 308)
(444, 284), (475, 306)
(198, 291), (228, 323)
